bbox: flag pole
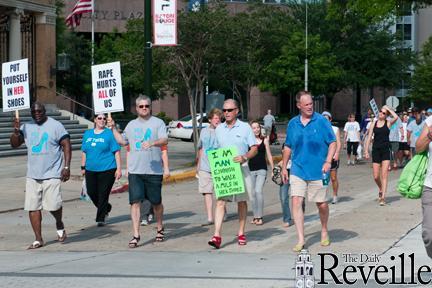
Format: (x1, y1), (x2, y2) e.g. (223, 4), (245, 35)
(91, 0), (95, 65)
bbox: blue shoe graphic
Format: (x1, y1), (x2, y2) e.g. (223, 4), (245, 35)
(31, 132), (48, 153)
(144, 128), (152, 141)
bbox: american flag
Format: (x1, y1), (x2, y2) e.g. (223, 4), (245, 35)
(65, 0), (93, 28)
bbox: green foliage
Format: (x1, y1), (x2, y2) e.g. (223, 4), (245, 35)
(409, 37), (432, 101)
(155, 112), (172, 125)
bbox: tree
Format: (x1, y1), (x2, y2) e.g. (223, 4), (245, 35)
(155, 4), (231, 153)
(409, 37), (432, 101)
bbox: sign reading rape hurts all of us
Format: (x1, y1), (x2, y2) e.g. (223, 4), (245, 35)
(2, 59), (30, 112)
(208, 146), (245, 199)
(91, 61), (124, 114)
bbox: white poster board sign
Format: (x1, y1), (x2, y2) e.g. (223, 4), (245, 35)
(369, 98), (380, 118)
(2, 59), (30, 112)
(153, 0), (177, 46)
(91, 61), (124, 114)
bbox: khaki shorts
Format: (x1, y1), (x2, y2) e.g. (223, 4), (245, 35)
(198, 170), (214, 194)
(218, 163), (252, 202)
(290, 175), (329, 203)
(25, 178), (62, 211)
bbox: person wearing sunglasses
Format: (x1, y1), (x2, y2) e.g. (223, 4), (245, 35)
(109, 95), (168, 248)
(364, 105), (399, 206)
(208, 99), (258, 249)
(10, 102), (71, 249)
(81, 113), (122, 227)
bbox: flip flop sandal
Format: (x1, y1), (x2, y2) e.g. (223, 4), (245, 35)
(28, 240), (44, 250)
(155, 228), (165, 242)
(238, 234), (247, 246)
(128, 236), (140, 248)
(57, 229), (67, 243)
(255, 218), (263, 225)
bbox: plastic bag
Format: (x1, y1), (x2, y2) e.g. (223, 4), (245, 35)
(357, 144), (363, 160)
(80, 178), (91, 202)
(397, 152), (428, 199)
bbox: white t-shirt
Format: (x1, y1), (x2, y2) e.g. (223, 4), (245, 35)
(344, 121), (360, 142)
(407, 120), (425, 148)
(399, 122), (408, 143)
(424, 116), (432, 188)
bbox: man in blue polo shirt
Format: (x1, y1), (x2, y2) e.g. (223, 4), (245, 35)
(281, 91), (336, 252)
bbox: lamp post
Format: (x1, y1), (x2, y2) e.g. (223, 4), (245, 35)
(144, 0), (152, 97)
(304, 0), (308, 92)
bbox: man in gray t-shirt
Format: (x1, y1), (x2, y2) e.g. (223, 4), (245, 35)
(10, 102), (71, 249)
(111, 95), (168, 247)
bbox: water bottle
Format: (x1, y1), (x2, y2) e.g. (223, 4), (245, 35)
(322, 172), (330, 187)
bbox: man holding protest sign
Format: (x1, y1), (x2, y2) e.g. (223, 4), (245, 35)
(281, 91), (336, 252)
(208, 99), (258, 249)
(10, 102), (71, 249)
(109, 96), (168, 248)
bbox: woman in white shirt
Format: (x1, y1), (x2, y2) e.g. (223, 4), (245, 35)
(344, 113), (361, 165)
(415, 115), (432, 258)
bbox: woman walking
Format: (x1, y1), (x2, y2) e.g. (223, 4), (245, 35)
(81, 114), (122, 226)
(343, 113), (360, 165)
(248, 121), (274, 225)
(196, 108), (222, 226)
(322, 112), (341, 204)
(364, 106), (399, 206)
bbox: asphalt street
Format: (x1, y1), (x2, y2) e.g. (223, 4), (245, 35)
(0, 136), (430, 287)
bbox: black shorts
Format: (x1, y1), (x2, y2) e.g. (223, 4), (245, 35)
(372, 147), (391, 163)
(399, 142), (410, 151)
(330, 159), (339, 170)
(128, 174), (163, 205)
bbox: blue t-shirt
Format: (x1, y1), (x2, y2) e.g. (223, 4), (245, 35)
(198, 126), (219, 172)
(285, 112), (336, 181)
(81, 128), (120, 172)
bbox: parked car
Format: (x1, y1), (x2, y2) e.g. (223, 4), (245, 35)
(167, 113), (209, 141)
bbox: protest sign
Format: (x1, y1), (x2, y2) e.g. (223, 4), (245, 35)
(208, 146), (245, 199)
(2, 59), (30, 112)
(369, 98), (380, 118)
(153, 0), (177, 46)
(91, 61), (124, 114)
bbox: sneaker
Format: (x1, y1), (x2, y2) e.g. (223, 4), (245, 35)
(140, 219), (149, 226)
(97, 221), (105, 227)
(332, 196), (338, 204)
(347, 160), (351, 166)
(147, 214), (153, 223)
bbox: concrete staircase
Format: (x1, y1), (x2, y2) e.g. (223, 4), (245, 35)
(0, 108), (89, 157)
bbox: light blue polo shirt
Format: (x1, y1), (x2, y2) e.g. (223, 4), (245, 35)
(285, 112), (336, 181)
(215, 119), (256, 155)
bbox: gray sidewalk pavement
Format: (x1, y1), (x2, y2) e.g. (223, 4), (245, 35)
(0, 140), (431, 287)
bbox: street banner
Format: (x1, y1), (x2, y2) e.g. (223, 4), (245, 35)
(369, 98), (380, 118)
(208, 146), (245, 199)
(2, 59), (30, 112)
(91, 61), (124, 114)
(153, 0), (177, 46)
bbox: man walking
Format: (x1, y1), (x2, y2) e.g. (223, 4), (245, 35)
(10, 102), (71, 249)
(281, 91), (336, 252)
(110, 95), (168, 248)
(263, 109), (275, 138)
(208, 99), (258, 249)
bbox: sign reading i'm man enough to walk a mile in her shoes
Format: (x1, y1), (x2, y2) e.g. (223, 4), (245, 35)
(208, 146), (245, 199)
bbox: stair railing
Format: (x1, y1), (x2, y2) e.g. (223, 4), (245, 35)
(56, 92), (93, 120)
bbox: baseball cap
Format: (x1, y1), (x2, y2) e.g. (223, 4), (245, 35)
(427, 108), (432, 113)
(322, 111), (332, 118)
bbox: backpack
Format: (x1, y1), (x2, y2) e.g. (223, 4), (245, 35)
(397, 152), (429, 199)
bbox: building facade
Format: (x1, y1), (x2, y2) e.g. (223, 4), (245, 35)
(0, 0), (57, 108)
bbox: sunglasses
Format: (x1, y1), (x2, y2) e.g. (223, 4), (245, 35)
(138, 104), (150, 109)
(97, 117), (106, 120)
(222, 108), (236, 113)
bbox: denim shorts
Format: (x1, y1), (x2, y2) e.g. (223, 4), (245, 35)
(128, 174), (163, 205)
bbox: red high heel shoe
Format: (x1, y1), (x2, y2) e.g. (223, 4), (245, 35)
(208, 236), (222, 249)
